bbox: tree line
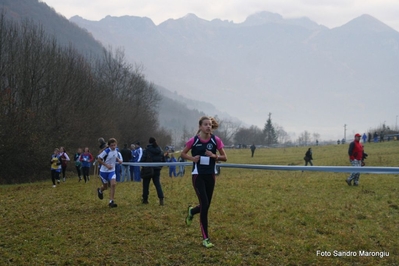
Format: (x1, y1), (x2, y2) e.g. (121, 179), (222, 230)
(232, 115), (320, 147)
(0, 14), (171, 184)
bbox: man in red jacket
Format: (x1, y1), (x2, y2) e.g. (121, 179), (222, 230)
(346, 133), (363, 186)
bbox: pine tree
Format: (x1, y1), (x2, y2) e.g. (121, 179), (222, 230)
(263, 113), (278, 145)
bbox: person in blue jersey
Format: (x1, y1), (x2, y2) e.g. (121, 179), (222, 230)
(176, 156), (186, 177)
(80, 147), (94, 183)
(132, 141), (143, 182)
(97, 138), (123, 208)
(74, 148), (83, 182)
(129, 144), (136, 181)
(115, 147), (122, 182)
(50, 148), (62, 187)
(180, 116), (227, 248)
(168, 153), (177, 177)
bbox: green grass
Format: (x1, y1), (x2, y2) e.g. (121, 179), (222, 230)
(1, 142), (399, 265)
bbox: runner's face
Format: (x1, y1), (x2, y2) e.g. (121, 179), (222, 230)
(109, 143), (117, 150)
(200, 119), (212, 134)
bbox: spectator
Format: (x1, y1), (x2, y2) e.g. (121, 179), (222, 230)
(304, 148), (313, 166)
(168, 153), (177, 177)
(362, 133), (367, 143)
(346, 133), (363, 186)
(361, 145), (368, 166)
(373, 132), (378, 143)
(129, 144), (136, 181)
(140, 137), (165, 205)
(250, 144), (256, 157)
(120, 144), (131, 182)
(115, 148), (122, 182)
(133, 142), (143, 182)
(177, 156), (186, 177)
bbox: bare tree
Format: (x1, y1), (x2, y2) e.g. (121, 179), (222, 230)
(297, 130), (312, 146)
(234, 125), (263, 145)
(0, 15), (169, 184)
(274, 123), (290, 144)
(312, 133), (320, 144)
(213, 116), (241, 145)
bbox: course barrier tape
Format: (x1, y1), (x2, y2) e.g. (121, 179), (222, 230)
(121, 162), (399, 174)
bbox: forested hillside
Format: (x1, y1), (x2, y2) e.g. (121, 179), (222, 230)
(0, 14), (169, 184)
(0, 0), (232, 184)
(0, 0), (230, 155)
(0, 0), (104, 57)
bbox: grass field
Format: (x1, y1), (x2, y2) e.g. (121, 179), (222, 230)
(1, 142), (398, 265)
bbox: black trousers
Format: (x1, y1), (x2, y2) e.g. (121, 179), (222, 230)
(82, 167), (90, 182)
(191, 174), (215, 240)
(142, 169), (164, 201)
(51, 170), (60, 185)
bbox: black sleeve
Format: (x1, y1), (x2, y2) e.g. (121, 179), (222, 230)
(348, 142), (355, 156)
(140, 150), (147, 162)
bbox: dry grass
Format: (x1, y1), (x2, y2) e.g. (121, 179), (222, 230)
(1, 141), (398, 265)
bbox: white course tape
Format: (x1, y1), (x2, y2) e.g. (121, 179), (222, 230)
(122, 162), (399, 174)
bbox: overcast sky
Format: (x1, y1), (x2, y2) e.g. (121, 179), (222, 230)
(42, 0), (399, 32)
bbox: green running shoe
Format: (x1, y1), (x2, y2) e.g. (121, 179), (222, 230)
(185, 206), (193, 226)
(202, 238), (214, 248)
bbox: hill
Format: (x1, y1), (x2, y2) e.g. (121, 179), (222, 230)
(0, 0), (104, 57)
(0, 0), (226, 139)
(70, 11), (399, 140)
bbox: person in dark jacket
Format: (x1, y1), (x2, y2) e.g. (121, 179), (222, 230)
(250, 144), (256, 157)
(346, 133), (363, 186)
(119, 144), (131, 182)
(304, 148), (313, 166)
(140, 137), (165, 205)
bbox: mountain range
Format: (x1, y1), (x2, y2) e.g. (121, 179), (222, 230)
(70, 11), (399, 140)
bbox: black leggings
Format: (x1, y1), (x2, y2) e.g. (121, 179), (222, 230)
(82, 167), (90, 182)
(75, 166), (82, 178)
(61, 165), (67, 178)
(51, 170), (60, 185)
(191, 174), (215, 240)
